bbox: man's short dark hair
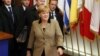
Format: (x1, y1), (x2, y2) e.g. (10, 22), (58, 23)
(49, 0), (58, 4)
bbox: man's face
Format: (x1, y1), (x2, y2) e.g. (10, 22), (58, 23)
(49, 0), (57, 11)
(37, 0), (45, 6)
(22, 0), (30, 7)
(2, 0), (12, 5)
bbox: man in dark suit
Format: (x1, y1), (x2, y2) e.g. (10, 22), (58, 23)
(28, 0), (45, 22)
(49, 0), (64, 34)
(0, 0), (21, 56)
(27, 0), (45, 36)
(16, 0), (30, 56)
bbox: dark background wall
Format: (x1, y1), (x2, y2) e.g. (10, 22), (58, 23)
(14, 0), (33, 6)
(0, 0), (3, 6)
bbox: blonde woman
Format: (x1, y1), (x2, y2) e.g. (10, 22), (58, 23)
(26, 5), (64, 56)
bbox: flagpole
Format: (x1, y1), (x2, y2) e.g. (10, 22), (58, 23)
(82, 4), (86, 56)
(63, 0), (68, 54)
(96, 35), (100, 56)
(75, 4), (83, 55)
(89, 0), (95, 54)
(64, 34), (68, 54)
(67, 0), (74, 55)
(82, 37), (86, 56)
(90, 41), (93, 56)
(81, 0), (87, 56)
(70, 30), (74, 55)
(76, 26), (80, 56)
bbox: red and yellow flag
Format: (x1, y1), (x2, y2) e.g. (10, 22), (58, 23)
(70, 0), (78, 30)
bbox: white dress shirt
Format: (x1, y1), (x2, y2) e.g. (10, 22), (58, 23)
(22, 5), (26, 11)
(5, 5), (12, 12)
(51, 11), (57, 20)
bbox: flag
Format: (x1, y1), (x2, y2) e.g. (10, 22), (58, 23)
(90, 0), (100, 35)
(70, 0), (78, 30)
(79, 0), (95, 41)
(63, 0), (71, 32)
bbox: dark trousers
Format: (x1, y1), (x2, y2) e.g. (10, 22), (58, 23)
(8, 38), (27, 56)
(41, 50), (45, 56)
(8, 38), (18, 56)
(17, 42), (27, 56)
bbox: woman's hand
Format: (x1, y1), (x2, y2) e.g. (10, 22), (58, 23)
(57, 48), (64, 56)
(26, 50), (31, 56)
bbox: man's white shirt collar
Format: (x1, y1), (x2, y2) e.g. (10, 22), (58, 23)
(22, 5), (26, 11)
(5, 5), (12, 11)
(52, 11), (56, 20)
(35, 5), (38, 10)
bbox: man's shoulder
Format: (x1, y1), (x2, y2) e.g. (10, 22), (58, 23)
(29, 5), (37, 10)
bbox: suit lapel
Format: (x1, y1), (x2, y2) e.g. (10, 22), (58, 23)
(38, 22), (51, 34)
(2, 5), (12, 18)
(38, 23), (44, 34)
(20, 6), (25, 13)
(45, 23), (50, 31)
(34, 7), (39, 20)
(1, 5), (15, 33)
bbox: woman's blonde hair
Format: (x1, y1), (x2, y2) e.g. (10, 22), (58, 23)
(38, 5), (50, 14)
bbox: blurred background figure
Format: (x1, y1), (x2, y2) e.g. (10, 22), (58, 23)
(0, 0), (21, 56)
(28, 0), (45, 22)
(49, 0), (64, 35)
(16, 0), (30, 56)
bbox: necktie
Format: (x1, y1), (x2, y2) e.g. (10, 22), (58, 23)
(8, 7), (14, 22)
(51, 12), (54, 19)
(51, 11), (56, 20)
